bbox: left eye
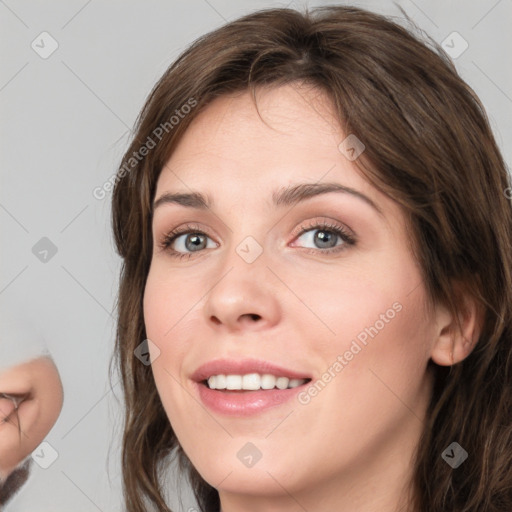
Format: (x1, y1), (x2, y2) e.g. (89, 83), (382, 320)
(293, 223), (355, 252)
(296, 228), (341, 249)
(170, 232), (217, 253)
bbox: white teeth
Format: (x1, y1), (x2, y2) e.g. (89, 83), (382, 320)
(226, 375), (242, 390)
(276, 377), (289, 389)
(261, 374), (276, 389)
(242, 373), (261, 390)
(215, 374), (226, 389)
(288, 378), (303, 388)
(205, 373), (308, 390)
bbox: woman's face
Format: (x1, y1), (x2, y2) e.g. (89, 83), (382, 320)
(0, 357), (63, 480)
(144, 84), (440, 506)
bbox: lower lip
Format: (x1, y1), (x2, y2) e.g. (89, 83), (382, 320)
(195, 381), (308, 416)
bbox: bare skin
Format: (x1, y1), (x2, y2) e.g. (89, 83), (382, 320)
(0, 356), (63, 481)
(143, 84), (482, 512)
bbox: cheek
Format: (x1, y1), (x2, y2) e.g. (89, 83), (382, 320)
(143, 262), (204, 334)
(143, 269), (196, 402)
(295, 257), (433, 413)
(143, 269), (184, 349)
(285, 255), (423, 353)
(289, 292), (433, 475)
(315, 286), (433, 423)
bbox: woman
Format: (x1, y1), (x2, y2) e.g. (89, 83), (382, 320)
(110, 5), (512, 511)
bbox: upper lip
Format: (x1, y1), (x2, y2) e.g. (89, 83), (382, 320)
(191, 358), (312, 383)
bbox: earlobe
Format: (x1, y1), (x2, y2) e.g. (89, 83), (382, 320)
(430, 288), (484, 367)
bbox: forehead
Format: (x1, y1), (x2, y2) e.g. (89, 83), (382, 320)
(151, 85), (414, 258)
(155, 84), (382, 211)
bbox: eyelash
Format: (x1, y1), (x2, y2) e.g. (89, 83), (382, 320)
(158, 220), (356, 260)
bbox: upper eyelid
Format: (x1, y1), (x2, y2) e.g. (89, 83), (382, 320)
(163, 219), (347, 237)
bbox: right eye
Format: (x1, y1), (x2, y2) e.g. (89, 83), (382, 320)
(158, 223), (218, 259)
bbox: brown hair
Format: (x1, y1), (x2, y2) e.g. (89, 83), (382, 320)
(110, 5), (512, 511)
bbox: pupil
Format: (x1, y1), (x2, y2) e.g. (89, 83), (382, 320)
(186, 234), (205, 251)
(316, 230), (336, 248)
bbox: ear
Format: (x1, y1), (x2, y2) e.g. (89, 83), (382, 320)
(430, 284), (484, 366)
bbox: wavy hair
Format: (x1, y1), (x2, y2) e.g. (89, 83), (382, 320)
(110, 5), (512, 511)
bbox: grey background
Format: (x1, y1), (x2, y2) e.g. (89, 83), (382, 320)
(1, 0), (510, 510)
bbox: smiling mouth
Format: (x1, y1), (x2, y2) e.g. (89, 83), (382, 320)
(202, 373), (312, 391)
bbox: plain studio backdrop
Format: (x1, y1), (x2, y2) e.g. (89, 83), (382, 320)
(0, 0), (510, 510)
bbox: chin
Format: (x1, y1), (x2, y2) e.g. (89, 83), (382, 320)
(202, 463), (295, 497)
(184, 438), (308, 497)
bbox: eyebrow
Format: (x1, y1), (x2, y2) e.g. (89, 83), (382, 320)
(153, 182), (383, 216)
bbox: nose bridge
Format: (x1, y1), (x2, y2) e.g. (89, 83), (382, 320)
(217, 203), (270, 275)
(202, 233), (281, 331)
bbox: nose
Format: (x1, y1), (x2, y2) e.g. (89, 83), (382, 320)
(202, 248), (282, 334)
